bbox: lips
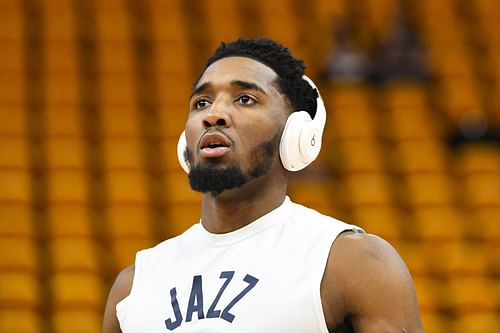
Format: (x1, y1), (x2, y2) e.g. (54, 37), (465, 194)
(198, 132), (232, 158)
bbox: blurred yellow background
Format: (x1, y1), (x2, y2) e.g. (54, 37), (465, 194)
(0, 0), (499, 332)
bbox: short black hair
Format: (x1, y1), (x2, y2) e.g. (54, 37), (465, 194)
(195, 38), (318, 118)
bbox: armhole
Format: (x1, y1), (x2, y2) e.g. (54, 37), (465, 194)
(116, 250), (145, 325)
(313, 224), (364, 333)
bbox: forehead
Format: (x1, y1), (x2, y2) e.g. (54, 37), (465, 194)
(196, 56), (279, 91)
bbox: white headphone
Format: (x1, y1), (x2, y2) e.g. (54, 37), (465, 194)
(176, 75), (326, 173)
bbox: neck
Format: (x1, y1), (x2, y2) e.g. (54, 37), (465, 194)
(200, 171), (287, 234)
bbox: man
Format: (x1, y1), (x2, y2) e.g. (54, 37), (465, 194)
(103, 38), (424, 333)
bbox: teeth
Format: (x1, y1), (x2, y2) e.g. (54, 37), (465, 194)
(208, 143), (223, 148)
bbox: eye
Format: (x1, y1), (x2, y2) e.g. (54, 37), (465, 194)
(193, 98), (211, 110)
(237, 94), (256, 105)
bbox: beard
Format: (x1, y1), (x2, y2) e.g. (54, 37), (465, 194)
(187, 132), (281, 196)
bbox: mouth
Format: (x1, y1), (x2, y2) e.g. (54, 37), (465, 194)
(198, 132), (232, 158)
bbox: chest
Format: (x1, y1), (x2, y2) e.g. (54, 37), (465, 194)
(122, 245), (326, 333)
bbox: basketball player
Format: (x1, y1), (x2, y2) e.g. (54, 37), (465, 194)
(103, 38), (424, 332)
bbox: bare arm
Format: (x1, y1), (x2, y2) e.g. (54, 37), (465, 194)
(322, 232), (424, 332)
(103, 265), (135, 333)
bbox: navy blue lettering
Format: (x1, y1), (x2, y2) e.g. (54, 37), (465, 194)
(165, 287), (183, 330)
(185, 275), (204, 322)
(207, 271), (234, 318)
(220, 274), (259, 323)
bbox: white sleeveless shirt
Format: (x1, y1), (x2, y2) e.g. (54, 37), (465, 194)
(117, 197), (362, 333)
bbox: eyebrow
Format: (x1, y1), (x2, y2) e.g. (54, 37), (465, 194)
(231, 80), (267, 96)
(191, 80), (268, 98)
(191, 82), (211, 98)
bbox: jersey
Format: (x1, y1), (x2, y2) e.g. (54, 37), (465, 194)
(116, 197), (363, 333)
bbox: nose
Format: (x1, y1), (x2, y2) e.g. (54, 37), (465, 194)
(202, 101), (231, 129)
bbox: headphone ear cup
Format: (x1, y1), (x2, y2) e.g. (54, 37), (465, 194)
(177, 131), (190, 173)
(279, 111), (312, 171)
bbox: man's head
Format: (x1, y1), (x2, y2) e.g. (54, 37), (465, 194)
(198, 38), (317, 118)
(184, 38), (318, 196)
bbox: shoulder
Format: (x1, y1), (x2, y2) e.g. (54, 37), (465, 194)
(103, 265), (135, 333)
(331, 232), (407, 273)
(328, 232), (414, 302)
(322, 232), (423, 332)
(108, 265), (136, 308)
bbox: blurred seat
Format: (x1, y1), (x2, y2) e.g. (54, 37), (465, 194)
(330, 107), (378, 140)
(365, 0), (397, 34)
(288, 179), (339, 217)
(95, 0), (129, 42)
(388, 107), (438, 141)
(313, 0), (348, 30)
(50, 238), (100, 274)
(257, 0), (299, 50)
(100, 104), (140, 137)
(351, 206), (403, 241)
(102, 137), (144, 170)
(51, 272), (103, 311)
(52, 309), (101, 333)
(158, 105), (189, 141)
(105, 169), (149, 204)
(0, 169), (31, 203)
(107, 204), (153, 239)
(457, 143), (500, 175)
(0, 238), (38, 273)
(451, 312), (500, 333)
(463, 174), (500, 208)
(413, 276), (446, 314)
(0, 106), (26, 137)
(0, 137), (29, 169)
(41, 0), (76, 42)
(160, 136), (187, 171)
(98, 40), (133, 73)
(337, 140), (387, 174)
(154, 40), (191, 76)
(45, 72), (80, 106)
(404, 173), (456, 207)
(45, 137), (86, 169)
(0, 309), (42, 333)
(164, 171), (200, 204)
(47, 169), (89, 204)
(203, 0), (242, 52)
(445, 277), (498, 314)
(166, 203), (201, 237)
(393, 140), (449, 174)
(430, 49), (475, 78)
(419, 312), (448, 333)
(47, 204), (93, 238)
(343, 173), (394, 207)
(472, 207), (500, 242)
(156, 73), (191, 106)
(110, 238), (155, 271)
(411, 206), (465, 242)
(0, 272), (40, 309)
(44, 40), (78, 73)
(384, 84), (428, 110)
(45, 105), (83, 137)
(392, 241), (428, 277)
(424, 241), (489, 278)
(440, 79), (482, 124)
(148, 0), (187, 41)
(100, 72), (137, 106)
(0, 203), (33, 238)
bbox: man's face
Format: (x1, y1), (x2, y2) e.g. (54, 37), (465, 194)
(184, 56), (290, 195)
